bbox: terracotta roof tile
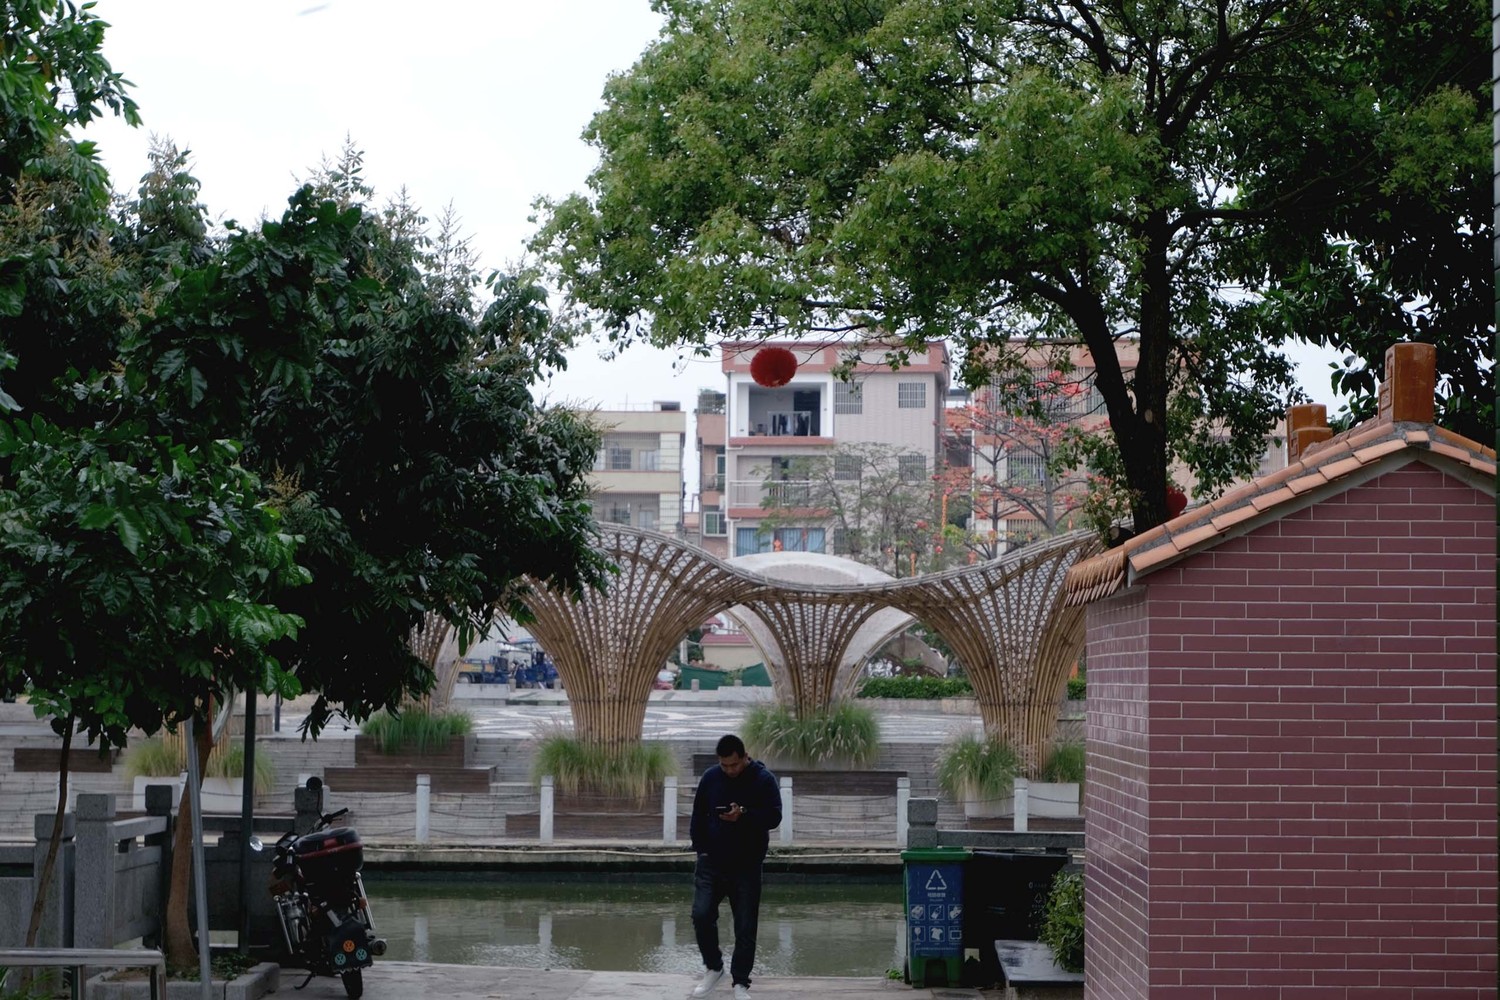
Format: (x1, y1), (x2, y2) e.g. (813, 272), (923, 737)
(1285, 472), (1327, 495)
(1061, 410), (1494, 608)
(1250, 486), (1297, 511)
(1210, 503), (1261, 532)
(1319, 455), (1365, 480)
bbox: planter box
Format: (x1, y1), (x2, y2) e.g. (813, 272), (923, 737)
(1027, 781), (1081, 818)
(88, 960), (279, 1000)
(353, 733), (474, 767)
(131, 775), (250, 813)
(962, 789), (1013, 819)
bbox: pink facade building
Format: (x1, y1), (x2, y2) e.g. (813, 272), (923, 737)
(1064, 344), (1497, 999)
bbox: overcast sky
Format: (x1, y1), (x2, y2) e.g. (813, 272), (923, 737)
(80, 0), (1345, 503)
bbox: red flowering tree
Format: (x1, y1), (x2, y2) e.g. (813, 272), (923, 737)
(948, 368), (1107, 560)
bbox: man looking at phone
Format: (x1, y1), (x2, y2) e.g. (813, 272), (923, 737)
(689, 734), (782, 999)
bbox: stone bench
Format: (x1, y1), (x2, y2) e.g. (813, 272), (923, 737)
(0, 947), (165, 1000)
(993, 939), (1084, 999)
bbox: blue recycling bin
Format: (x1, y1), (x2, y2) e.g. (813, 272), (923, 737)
(901, 847), (971, 987)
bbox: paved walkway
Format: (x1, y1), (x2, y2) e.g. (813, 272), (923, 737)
(288, 961), (997, 999)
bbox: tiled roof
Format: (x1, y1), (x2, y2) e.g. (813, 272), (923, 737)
(1063, 420), (1496, 607)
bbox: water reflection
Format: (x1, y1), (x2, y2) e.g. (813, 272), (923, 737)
(366, 876), (904, 978)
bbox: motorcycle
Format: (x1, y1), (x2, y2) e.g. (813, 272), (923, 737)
(251, 793), (387, 998)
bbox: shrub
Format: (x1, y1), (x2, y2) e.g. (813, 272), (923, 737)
(123, 736), (276, 795)
(1039, 869), (1085, 972)
(742, 701), (881, 767)
(1066, 669), (1086, 700)
(1041, 742), (1085, 785)
(933, 733), (1018, 802)
(530, 734), (677, 800)
(360, 705), (473, 754)
(857, 675), (972, 700)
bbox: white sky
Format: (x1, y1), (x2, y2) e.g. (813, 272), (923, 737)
(80, 1), (1346, 508)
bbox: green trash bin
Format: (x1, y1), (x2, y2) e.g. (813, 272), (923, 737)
(901, 847), (971, 987)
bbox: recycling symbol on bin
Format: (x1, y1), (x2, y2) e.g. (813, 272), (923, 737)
(924, 870), (948, 892)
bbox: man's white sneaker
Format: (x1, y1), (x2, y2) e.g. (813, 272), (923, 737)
(691, 968), (725, 997)
(733, 985), (751, 1000)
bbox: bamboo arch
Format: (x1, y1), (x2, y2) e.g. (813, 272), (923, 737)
(516, 526), (1100, 771)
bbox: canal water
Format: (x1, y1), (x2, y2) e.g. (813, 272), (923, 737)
(365, 875), (906, 978)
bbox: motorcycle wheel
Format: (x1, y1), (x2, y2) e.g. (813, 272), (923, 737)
(341, 969), (363, 999)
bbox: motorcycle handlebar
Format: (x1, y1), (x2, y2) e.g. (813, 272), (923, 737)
(321, 807), (349, 826)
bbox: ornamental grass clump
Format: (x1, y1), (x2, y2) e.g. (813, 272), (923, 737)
(123, 735), (276, 795)
(1041, 741), (1086, 785)
(934, 733), (1019, 804)
(360, 705), (473, 754)
(742, 701), (881, 768)
(531, 733), (677, 801)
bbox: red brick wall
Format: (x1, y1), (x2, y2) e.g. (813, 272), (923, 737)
(1085, 462), (1497, 999)
(1084, 586), (1151, 1000)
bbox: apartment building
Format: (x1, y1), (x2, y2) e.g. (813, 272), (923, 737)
(588, 402), (687, 536)
(699, 340), (951, 558)
(956, 341), (1287, 552)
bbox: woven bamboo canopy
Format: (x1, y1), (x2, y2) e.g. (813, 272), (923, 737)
(520, 526), (1100, 767)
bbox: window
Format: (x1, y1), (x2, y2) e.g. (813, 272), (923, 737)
(833, 454), (862, 481)
(606, 446), (632, 470)
(897, 382), (926, 409)
(834, 381), (864, 414)
(898, 454), (926, 482)
(702, 509), (727, 536)
(638, 450), (660, 472)
(1006, 451), (1045, 485)
(637, 509), (656, 530)
(604, 504), (631, 524)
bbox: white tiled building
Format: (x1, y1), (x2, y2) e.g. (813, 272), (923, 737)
(713, 340), (950, 557)
(588, 402), (687, 536)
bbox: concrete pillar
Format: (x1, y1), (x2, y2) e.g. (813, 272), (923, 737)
(31, 809), (76, 948)
(779, 776), (793, 845)
(896, 777), (910, 848)
(662, 776), (678, 844)
(907, 797), (938, 849)
(1013, 778), (1030, 833)
(539, 776), (554, 844)
(72, 793), (115, 949)
(415, 774), (431, 844)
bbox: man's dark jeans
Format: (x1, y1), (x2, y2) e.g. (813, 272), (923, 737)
(691, 855), (763, 987)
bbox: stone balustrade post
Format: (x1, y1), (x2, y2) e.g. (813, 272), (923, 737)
(415, 774), (431, 843)
(907, 797), (938, 849)
(539, 776), (554, 844)
(896, 777), (911, 848)
(31, 808), (76, 948)
(293, 785), (323, 836)
(662, 776), (679, 844)
(778, 776), (793, 845)
(1013, 777), (1030, 833)
(72, 793), (115, 950)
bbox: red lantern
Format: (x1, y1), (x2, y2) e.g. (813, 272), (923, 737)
(1166, 487), (1188, 519)
(749, 346), (797, 387)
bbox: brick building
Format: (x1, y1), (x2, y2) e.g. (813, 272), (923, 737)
(1063, 344), (1497, 998)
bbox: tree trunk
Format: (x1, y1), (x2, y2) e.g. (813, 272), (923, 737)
(1127, 213), (1174, 532)
(23, 716), (73, 952)
(164, 707), (215, 973)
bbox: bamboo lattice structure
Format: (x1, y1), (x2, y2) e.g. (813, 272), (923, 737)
(521, 526), (1100, 770)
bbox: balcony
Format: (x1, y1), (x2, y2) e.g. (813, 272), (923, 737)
(728, 479), (816, 509)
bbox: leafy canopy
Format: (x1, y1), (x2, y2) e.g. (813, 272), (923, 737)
(536, 0), (1489, 530)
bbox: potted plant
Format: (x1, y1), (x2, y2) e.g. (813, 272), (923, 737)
(1031, 742), (1085, 818)
(124, 735), (276, 812)
(358, 705), (474, 758)
(742, 701), (880, 770)
(933, 733), (1019, 818)
(531, 733), (677, 803)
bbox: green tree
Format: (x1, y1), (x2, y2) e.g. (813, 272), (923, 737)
(535, 0), (1489, 532)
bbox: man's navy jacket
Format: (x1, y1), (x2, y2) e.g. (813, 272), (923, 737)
(690, 759), (783, 868)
